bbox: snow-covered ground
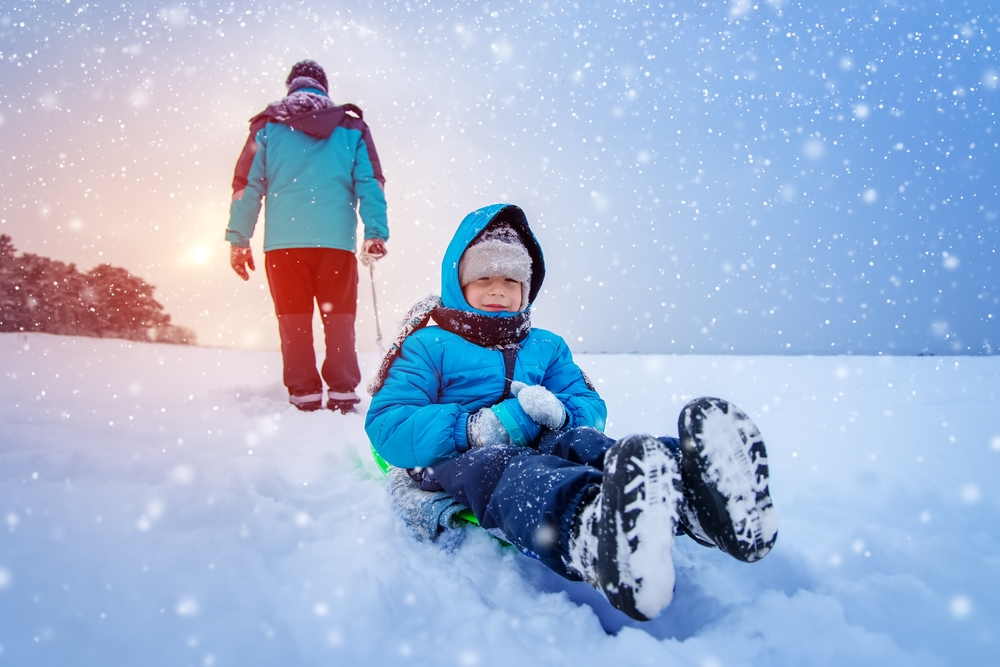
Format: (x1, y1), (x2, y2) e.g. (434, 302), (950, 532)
(1, 332), (997, 666)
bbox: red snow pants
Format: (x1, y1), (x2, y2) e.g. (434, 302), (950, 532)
(265, 248), (361, 403)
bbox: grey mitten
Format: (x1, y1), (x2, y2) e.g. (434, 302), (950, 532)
(511, 381), (568, 430)
(467, 407), (512, 448)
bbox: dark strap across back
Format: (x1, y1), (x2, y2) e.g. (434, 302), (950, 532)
(499, 344), (520, 401)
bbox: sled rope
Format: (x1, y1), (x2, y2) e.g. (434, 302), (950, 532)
(369, 263), (385, 356)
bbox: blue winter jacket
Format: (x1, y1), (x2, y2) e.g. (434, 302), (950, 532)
(365, 204), (607, 470)
(225, 86), (388, 252)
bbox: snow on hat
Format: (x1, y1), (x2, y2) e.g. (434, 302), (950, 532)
(458, 222), (533, 303)
(286, 59), (328, 94)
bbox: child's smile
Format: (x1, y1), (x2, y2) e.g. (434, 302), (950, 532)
(462, 275), (523, 313)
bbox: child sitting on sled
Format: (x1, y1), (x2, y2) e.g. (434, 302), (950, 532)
(364, 203), (778, 621)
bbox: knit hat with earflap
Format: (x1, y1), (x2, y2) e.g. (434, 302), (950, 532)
(286, 59), (328, 94)
(458, 222), (533, 307)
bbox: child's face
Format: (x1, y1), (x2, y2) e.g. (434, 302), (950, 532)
(462, 276), (523, 313)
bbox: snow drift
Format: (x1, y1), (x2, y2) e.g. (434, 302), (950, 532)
(1, 333), (997, 666)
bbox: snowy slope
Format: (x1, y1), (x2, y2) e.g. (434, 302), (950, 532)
(1, 333), (998, 666)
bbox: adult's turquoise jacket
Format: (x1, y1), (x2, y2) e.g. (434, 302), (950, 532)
(365, 204), (607, 470)
(225, 86), (388, 252)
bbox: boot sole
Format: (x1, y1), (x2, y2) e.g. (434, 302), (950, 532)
(599, 435), (681, 621)
(679, 397), (778, 562)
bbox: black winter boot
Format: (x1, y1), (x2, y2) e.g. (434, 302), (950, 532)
(565, 435), (682, 621)
(677, 397), (778, 563)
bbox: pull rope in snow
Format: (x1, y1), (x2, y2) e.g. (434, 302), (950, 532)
(369, 263), (385, 356)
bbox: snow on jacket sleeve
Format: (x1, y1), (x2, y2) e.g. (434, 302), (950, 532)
(365, 335), (470, 469)
(225, 121), (269, 247)
(539, 335), (607, 432)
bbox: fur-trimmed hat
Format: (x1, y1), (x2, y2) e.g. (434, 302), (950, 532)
(458, 222), (533, 303)
(286, 59), (328, 94)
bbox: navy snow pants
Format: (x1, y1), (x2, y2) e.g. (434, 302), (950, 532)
(423, 427), (680, 580)
(265, 248), (361, 402)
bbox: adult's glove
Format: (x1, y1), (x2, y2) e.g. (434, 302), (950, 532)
(467, 407), (511, 449)
(511, 381), (568, 430)
(230, 245), (255, 281)
(360, 238), (388, 266)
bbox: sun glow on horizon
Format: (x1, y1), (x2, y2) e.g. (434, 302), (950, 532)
(186, 243), (212, 266)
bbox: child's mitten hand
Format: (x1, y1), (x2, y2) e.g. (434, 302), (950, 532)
(513, 384), (567, 430)
(467, 407), (512, 448)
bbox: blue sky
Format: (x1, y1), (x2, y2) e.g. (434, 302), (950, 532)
(1, 0), (996, 354)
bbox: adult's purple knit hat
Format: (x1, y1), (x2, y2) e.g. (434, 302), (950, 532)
(286, 60), (328, 93)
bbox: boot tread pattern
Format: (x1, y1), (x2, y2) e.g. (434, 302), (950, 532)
(679, 397), (778, 562)
(598, 435), (681, 620)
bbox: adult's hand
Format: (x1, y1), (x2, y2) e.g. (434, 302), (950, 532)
(360, 238), (388, 266)
(230, 245), (255, 281)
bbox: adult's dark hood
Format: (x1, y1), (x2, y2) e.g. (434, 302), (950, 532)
(249, 88), (366, 140)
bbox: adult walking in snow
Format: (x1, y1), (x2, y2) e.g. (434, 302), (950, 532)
(225, 60), (388, 413)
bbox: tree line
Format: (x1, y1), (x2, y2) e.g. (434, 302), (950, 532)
(0, 234), (195, 344)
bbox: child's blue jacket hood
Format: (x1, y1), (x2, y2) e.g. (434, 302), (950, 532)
(440, 204), (546, 313)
